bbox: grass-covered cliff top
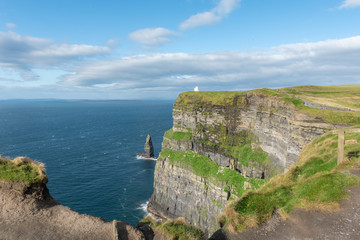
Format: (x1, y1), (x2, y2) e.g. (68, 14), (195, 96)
(0, 156), (47, 183)
(220, 130), (360, 233)
(282, 85), (360, 111)
(175, 91), (247, 110)
(174, 85), (360, 125)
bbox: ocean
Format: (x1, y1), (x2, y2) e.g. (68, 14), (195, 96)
(0, 100), (173, 226)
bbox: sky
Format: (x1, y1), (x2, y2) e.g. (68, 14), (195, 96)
(0, 0), (359, 100)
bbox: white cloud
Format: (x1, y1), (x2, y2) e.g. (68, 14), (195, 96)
(339, 0), (360, 8)
(60, 36), (360, 94)
(0, 31), (111, 81)
(5, 22), (16, 29)
(180, 0), (241, 30)
(179, 12), (221, 30)
(2, 31), (360, 99)
(129, 28), (177, 47)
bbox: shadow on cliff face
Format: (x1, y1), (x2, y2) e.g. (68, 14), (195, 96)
(208, 229), (228, 240)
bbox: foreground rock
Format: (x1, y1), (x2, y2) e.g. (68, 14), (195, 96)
(138, 134), (155, 158)
(0, 180), (144, 240)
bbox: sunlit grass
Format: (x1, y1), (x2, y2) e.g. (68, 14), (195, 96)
(0, 156), (47, 183)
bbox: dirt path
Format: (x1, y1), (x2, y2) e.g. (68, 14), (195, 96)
(214, 169), (360, 240)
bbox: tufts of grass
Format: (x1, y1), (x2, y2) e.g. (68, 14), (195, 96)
(220, 131), (360, 233)
(164, 128), (193, 141)
(159, 149), (267, 197)
(0, 156), (47, 183)
(140, 216), (204, 240)
(234, 142), (268, 167)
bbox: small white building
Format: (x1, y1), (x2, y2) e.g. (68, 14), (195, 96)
(194, 86), (200, 92)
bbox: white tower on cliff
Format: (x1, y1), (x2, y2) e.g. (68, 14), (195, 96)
(194, 86), (200, 92)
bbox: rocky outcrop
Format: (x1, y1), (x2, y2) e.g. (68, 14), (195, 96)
(138, 134), (155, 158)
(0, 179), (144, 240)
(149, 90), (349, 236)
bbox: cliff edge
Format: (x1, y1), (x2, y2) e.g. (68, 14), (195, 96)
(0, 157), (144, 240)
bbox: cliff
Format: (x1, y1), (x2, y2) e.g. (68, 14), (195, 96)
(148, 88), (360, 236)
(0, 157), (145, 240)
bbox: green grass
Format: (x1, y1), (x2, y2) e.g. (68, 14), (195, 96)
(159, 149), (267, 197)
(220, 131), (360, 232)
(164, 128), (193, 141)
(139, 217), (204, 240)
(193, 123), (270, 169)
(235, 142), (268, 167)
(0, 156), (47, 183)
(175, 91), (247, 107)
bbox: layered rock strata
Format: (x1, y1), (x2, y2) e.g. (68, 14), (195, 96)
(149, 90), (345, 236)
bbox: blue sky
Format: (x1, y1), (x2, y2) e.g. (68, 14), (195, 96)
(0, 0), (360, 99)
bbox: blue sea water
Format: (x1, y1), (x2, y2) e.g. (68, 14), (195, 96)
(0, 100), (173, 226)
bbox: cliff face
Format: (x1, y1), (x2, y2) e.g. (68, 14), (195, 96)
(148, 90), (343, 235)
(171, 91), (337, 170)
(148, 158), (228, 235)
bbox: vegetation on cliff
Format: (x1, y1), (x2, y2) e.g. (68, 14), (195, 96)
(220, 130), (360, 232)
(140, 216), (204, 240)
(164, 128), (192, 141)
(159, 148), (267, 197)
(0, 156), (47, 183)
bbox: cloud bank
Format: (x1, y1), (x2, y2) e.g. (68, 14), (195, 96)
(1, 31), (359, 99)
(0, 31), (111, 81)
(180, 0), (241, 30)
(61, 36), (360, 92)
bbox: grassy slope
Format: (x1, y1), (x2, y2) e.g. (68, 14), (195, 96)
(255, 87), (360, 125)
(0, 156), (47, 183)
(220, 131), (360, 233)
(282, 85), (360, 111)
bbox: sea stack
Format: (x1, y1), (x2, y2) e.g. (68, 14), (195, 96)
(138, 134), (154, 158)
